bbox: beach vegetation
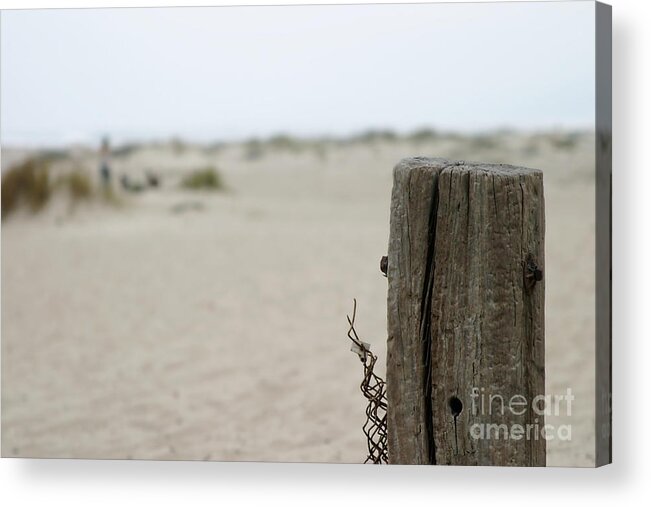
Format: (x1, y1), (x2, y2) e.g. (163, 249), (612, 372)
(243, 138), (265, 160)
(180, 167), (225, 191)
(59, 168), (93, 202)
(469, 134), (500, 150)
(351, 129), (398, 145)
(268, 134), (303, 152)
(550, 133), (580, 150)
(407, 128), (439, 144)
(2, 157), (52, 219)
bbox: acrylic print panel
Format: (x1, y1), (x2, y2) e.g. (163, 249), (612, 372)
(0, 1), (610, 466)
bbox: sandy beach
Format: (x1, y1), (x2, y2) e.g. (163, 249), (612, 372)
(1, 131), (595, 465)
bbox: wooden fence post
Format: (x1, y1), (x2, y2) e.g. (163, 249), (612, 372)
(386, 157), (545, 466)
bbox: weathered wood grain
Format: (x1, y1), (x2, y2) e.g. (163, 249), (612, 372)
(387, 157), (545, 466)
(386, 158), (448, 464)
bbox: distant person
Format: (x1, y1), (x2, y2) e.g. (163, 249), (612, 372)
(99, 137), (112, 188)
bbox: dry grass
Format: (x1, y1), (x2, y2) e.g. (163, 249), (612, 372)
(180, 167), (225, 191)
(2, 158), (120, 219)
(58, 169), (93, 202)
(1, 158), (52, 219)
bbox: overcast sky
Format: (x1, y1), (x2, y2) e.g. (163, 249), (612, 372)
(1, 2), (595, 147)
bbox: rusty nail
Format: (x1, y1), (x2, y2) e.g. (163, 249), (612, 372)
(524, 254), (543, 291)
(380, 256), (388, 277)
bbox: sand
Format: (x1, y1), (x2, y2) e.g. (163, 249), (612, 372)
(1, 132), (596, 465)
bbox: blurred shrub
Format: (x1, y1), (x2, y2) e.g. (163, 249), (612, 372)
(170, 137), (187, 155)
(112, 143), (140, 157)
(180, 167), (224, 191)
(268, 134), (302, 152)
(522, 140), (540, 157)
(469, 134), (500, 150)
(351, 129), (398, 144)
(39, 149), (68, 163)
(2, 158), (124, 219)
(203, 141), (224, 156)
(59, 169), (93, 202)
(2, 158), (51, 219)
(244, 139), (265, 161)
(550, 133), (580, 150)
(408, 128), (439, 144)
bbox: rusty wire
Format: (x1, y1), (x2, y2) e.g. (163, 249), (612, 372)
(347, 299), (388, 464)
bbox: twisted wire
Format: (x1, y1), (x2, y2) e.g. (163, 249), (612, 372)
(347, 299), (388, 464)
